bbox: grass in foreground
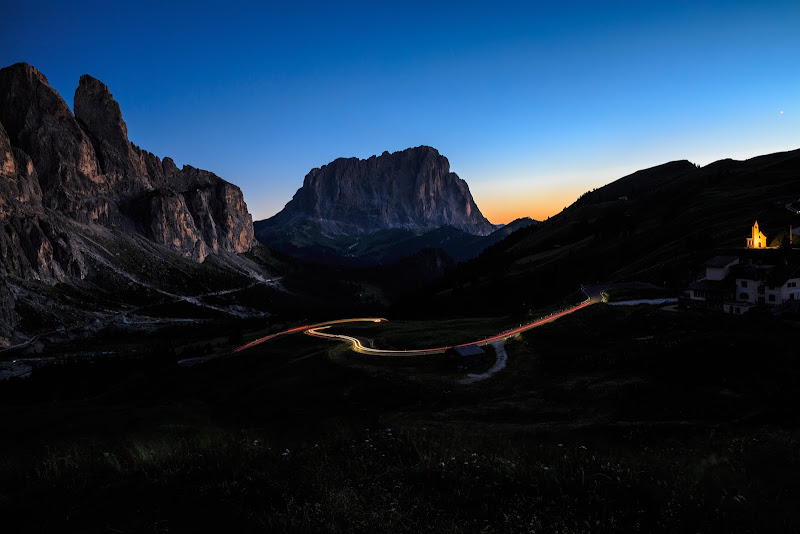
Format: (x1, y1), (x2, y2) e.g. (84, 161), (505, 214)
(2, 305), (800, 532)
(2, 424), (798, 532)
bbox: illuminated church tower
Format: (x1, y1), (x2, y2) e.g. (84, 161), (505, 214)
(746, 221), (767, 249)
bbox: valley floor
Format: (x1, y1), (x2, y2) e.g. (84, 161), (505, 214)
(1, 304), (798, 532)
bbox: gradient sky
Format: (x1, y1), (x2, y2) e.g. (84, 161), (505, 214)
(2, 1), (798, 224)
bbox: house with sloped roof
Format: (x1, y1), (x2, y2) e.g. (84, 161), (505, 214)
(685, 256), (739, 310)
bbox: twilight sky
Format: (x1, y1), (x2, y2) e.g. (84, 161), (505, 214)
(2, 1), (798, 223)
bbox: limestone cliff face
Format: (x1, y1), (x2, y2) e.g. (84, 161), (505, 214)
(0, 63), (255, 339)
(0, 119), (86, 284)
(131, 180), (253, 262)
(263, 146), (494, 237)
(0, 63), (253, 266)
(73, 74), (152, 197)
(185, 180), (253, 254)
(0, 120), (42, 219)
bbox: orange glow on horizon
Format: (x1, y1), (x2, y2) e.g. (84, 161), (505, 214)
(477, 188), (584, 225)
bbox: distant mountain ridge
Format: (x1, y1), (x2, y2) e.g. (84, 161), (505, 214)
(0, 63), (267, 344)
(411, 149), (800, 316)
(255, 146), (504, 264)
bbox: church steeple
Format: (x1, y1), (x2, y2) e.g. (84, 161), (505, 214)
(747, 221), (767, 249)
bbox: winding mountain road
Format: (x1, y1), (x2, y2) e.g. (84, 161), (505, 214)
(235, 285), (605, 356)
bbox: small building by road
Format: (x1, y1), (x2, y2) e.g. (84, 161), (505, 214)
(446, 344), (485, 368)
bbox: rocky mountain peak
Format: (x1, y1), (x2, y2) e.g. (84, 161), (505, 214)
(0, 63), (256, 320)
(0, 62), (102, 214)
(267, 145), (494, 237)
(73, 73), (151, 190)
(74, 74), (130, 154)
(0, 62), (50, 97)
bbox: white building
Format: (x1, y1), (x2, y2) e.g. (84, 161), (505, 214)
(730, 263), (800, 306)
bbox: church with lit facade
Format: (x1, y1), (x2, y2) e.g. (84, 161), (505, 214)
(746, 221), (768, 249)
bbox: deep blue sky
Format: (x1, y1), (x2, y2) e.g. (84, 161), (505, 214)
(2, 1), (798, 222)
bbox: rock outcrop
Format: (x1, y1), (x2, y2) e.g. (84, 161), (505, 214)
(263, 146), (494, 237)
(0, 63), (256, 340)
(0, 117), (84, 284)
(0, 63), (253, 265)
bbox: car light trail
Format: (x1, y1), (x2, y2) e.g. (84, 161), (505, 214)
(234, 297), (592, 356)
(233, 318), (386, 352)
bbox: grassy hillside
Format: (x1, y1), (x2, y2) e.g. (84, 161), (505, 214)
(407, 149), (800, 316)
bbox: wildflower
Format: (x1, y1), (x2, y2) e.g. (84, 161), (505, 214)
(254, 439), (259, 445)
(103, 452), (109, 457)
(543, 466), (549, 470)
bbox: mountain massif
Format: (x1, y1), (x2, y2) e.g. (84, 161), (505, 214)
(0, 63), (267, 345)
(254, 146), (507, 264)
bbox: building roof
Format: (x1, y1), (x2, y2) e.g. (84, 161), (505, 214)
(454, 344), (485, 357)
(688, 278), (729, 290)
(729, 261), (800, 285)
(704, 255), (739, 268)
(731, 263), (775, 280)
(766, 262), (800, 286)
